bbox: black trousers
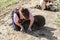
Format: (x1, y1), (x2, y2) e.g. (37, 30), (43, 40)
(12, 15), (45, 31)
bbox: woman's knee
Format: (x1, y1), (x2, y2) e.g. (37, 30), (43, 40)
(12, 23), (20, 31)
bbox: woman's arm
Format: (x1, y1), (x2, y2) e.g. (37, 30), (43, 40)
(19, 8), (26, 19)
(29, 13), (34, 28)
(14, 13), (23, 28)
(29, 20), (34, 28)
(15, 22), (23, 28)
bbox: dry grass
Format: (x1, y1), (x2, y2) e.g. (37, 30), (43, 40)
(0, 0), (19, 9)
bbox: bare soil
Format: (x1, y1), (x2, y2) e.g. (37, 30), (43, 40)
(0, 0), (60, 40)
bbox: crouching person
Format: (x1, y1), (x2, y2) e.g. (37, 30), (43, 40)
(12, 7), (34, 32)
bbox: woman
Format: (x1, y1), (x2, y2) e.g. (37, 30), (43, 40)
(12, 7), (34, 32)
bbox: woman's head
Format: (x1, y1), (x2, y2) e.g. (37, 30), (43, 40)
(21, 8), (30, 19)
(14, 7), (20, 12)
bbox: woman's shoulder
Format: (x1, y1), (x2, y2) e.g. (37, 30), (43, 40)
(14, 12), (18, 17)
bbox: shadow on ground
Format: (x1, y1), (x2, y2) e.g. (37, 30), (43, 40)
(25, 26), (57, 40)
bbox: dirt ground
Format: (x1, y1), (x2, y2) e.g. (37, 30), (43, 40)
(0, 0), (60, 40)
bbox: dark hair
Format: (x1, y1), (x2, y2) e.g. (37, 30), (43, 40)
(21, 8), (30, 19)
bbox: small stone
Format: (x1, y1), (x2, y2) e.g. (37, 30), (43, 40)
(0, 32), (2, 34)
